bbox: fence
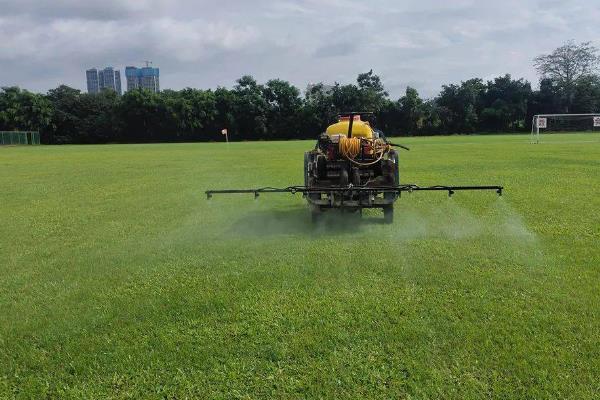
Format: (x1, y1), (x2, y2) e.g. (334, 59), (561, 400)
(0, 131), (40, 145)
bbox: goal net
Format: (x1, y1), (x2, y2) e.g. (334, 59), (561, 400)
(0, 131), (40, 145)
(531, 114), (600, 143)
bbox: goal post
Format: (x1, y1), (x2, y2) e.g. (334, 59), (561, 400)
(0, 131), (40, 145)
(531, 114), (600, 143)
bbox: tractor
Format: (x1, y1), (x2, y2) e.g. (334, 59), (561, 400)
(303, 112), (404, 223)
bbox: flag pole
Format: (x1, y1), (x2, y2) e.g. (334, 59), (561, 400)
(221, 128), (229, 143)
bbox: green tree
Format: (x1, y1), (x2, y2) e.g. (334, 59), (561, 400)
(163, 88), (217, 140)
(436, 79), (485, 133)
(571, 75), (600, 113)
(303, 83), (337, 136)
(398, 87), (425, 134)
(211, 87), (236, 140)
(0, 86), (52, 132)
(357, 69), (388, 112)
(46, 85), (82, 143)
(330, 84), (364, 114)
(262, 79), (303, 139)
(232, 76), (268, 140)
(480, 75), (532, 131)
(119, 89), (168, 142)
(534, 41), (599, 112)
(376, 99), (402, 136)
(78, 90), (121, 143)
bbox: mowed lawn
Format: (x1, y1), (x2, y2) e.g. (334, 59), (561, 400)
(1, 134), (599, 399)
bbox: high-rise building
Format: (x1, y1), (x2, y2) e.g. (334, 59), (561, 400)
(125, 67), (137, 91)
(115, 71), (122, 95)
(125, 65), (160, 93)
(98, 67), (122, 95)
(86, 68), (99, 94)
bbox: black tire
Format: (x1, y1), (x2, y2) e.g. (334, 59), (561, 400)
(316, 155), (327, 179)
(390, 150), (399, 185)
(384, 151), (400, 204)
(383, 205), (394, 224)
(304, 152), (311, 187)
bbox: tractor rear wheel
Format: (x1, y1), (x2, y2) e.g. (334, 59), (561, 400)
(390, 150), (399, 185)
(316, 155), (327, 179)
(304, 152), (312, 187)
(383, 205), (394, 224)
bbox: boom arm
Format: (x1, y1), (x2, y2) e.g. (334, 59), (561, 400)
(205, 184), (503, 199)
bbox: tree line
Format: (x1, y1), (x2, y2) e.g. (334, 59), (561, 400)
(1, 41), (599, 144)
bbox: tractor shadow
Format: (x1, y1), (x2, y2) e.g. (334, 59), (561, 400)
(229, 207), (387, 237)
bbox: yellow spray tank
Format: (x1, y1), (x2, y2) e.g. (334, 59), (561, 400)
(326, 115), (374, 139)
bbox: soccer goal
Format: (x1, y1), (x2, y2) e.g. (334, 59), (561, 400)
(531, 114), (600, 143)
(0, 131), (40, 145)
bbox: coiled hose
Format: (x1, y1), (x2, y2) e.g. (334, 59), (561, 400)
(339, 137), (389, 166)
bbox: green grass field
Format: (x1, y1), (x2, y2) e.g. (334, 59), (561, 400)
(1, 133), (599, 398)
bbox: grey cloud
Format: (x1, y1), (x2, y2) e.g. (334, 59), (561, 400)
(314, 42), (358, 58)
(0, 0), (598, 98)
(0, 0), (161, 20)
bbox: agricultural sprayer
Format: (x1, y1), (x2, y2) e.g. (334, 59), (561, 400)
(206, 112), (503, 223)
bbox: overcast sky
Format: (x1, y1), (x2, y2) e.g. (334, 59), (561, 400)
(1, 0), (598, 98)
